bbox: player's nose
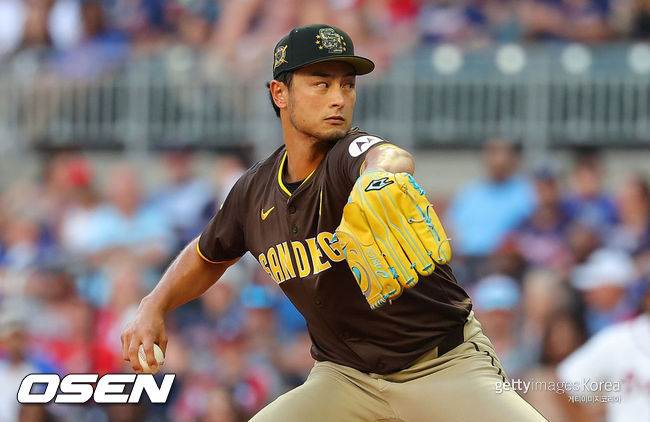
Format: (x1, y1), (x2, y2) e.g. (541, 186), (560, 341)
(328, 85), (345, 108)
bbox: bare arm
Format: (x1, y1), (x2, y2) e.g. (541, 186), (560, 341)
(144, 237), (239, 314)
(121, 237), (238, 372)
(363, 144), (415, 174)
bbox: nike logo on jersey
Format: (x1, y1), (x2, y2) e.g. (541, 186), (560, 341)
(365, 177), (394, 192)
(261, 207), (275, 220)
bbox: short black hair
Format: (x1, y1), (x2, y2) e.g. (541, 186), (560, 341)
(267, 71), (294, 118)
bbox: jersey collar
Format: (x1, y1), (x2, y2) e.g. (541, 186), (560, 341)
(277, 150), (318, 197)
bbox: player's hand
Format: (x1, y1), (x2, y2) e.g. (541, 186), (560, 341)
(334, 171), (451, 309)
(120, 299), (168, 374)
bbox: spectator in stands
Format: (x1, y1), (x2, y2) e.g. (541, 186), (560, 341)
(571, 248), (638, 334)
(217, 336), (280, 419)
(507, 163), (572, 272)
(520, 0), (615, 43)
(240, 283), (281, 361)
(472, 274), (535, 378)
(447, 139), (536, 257)
(0, 208), (51, 272)
(0, 312), (44, 422)
(59, 156), (102, 256)
(274, 331), (313, 390)
(169, 0), (219, 50)
(181, 265), (247, 349)
(39, 153), (82, 237)
(80, 162), (173, 305)
(173, 377), (244, 422)
(609, 174), (650, 254)
(610, 0), (650, 38)
(0, 0), (26, 56)
(632, 0), (650, 38)
(200, 155), (247, 221)
(519, 269), (574, 358)
(0, 0), (94, 56)
(92, 256), (145, 375)
(54, 0), (130, 79)
(556, 279), (650, 422)
(0, 157), (68, 271)
(353, 0), (420, 60)
(153, 147), (214, 251)
(520, 311), (588, 422)
(17, 0), (55, 52)
(88, 162), (173, 267)
(562, 153), (618, 231)
(416, 0), (488, 44)
(483, 0), (524, 42)
(566, 221), (601, 266)
(102, 0), (170, 50)
(24, 261), (93, 374)
(199, 386), (242, 422)
(207, 0), (296, 77)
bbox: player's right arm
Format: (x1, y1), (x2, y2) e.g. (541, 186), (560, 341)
(122, 166), (251, 372)
(120, 237), (239, 373)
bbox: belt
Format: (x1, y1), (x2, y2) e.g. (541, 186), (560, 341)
(436, 322), (465, 357)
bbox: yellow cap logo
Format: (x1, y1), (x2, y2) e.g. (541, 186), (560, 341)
(273, 45), (288, 70)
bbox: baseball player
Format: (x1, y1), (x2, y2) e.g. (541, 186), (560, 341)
(121, 24), (547, 421)
(556, 279), (650, 422)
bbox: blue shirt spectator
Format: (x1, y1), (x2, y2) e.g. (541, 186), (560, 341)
(152, 150), (214, 251)
(87, 203), (172, 255)
(448, 140), (536, 256)
(80, 163), (173, 305)
(562, 155), (618, 231)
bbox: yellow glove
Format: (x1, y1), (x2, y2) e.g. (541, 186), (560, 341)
(334, 171), (451, 309)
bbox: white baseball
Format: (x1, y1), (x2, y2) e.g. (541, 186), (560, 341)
(137, 344), (165, 374)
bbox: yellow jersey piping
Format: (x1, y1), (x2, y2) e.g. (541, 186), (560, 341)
(196, 242), (225, 264)
(278, 151), (317, 196)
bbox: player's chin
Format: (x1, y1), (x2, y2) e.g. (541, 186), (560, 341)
(318, 126), (349, 143)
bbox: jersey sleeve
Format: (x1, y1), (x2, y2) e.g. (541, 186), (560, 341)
(330, 131), (390, 185)
(197, 176), (248, 263)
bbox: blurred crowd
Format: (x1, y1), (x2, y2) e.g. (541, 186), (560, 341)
(0, 150), (315, 422)
(0, 141), (648, 421)
(1, 0), (650, 77)
(445, 141), (650, 421)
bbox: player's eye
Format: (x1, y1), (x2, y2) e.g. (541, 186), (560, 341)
(344, 82), (355, 89)
(316, 81), (328, 88)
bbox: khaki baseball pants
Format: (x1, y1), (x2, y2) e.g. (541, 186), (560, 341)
(250, 311), (547, 422)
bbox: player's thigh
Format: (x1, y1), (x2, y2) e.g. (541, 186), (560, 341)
(388, 339), (548, 422)
(250, 363), (392, 422)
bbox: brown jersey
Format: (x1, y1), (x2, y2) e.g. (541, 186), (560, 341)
(198, 128), (472, 374)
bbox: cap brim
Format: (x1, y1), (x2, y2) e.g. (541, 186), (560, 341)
(280, 56), (375, 77)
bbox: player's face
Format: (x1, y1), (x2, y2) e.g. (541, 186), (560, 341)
(288, 61), (356, 143)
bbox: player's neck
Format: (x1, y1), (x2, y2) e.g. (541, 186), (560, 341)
(282, 127), (329, 183)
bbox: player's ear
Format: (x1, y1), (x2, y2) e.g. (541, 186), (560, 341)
(270, 80), (288, 111)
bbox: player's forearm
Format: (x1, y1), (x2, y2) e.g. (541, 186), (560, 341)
(140, 238), (237, 314)
(363, 144), (415, 174)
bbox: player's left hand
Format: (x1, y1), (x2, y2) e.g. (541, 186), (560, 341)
(334, 171), (451, 309)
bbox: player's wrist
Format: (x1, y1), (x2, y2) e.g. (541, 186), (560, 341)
(139, 294), (168, 316)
